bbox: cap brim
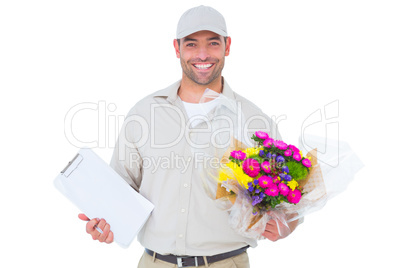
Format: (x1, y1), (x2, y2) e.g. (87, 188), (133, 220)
(176, 25), (227, 39)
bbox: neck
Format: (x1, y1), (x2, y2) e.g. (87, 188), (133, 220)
(178, 75), (223, 103)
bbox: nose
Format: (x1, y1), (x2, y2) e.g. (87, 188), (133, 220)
(196, 46), (209, 61)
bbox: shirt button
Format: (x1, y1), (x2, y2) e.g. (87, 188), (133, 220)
(181, 208), (186, 213)
(178, 234), (184, 239)
(184, 183), (189, 188)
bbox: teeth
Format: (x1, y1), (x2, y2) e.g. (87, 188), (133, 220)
(194, 64), (213, 69)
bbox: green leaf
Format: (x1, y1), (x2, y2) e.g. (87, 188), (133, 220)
(286, 161), (308, 181)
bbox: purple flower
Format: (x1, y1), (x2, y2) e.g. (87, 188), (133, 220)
(252, 195), (263, 206)
(259, 150), (265, 157)
(284, 174), (292, 181)
(279, 173), (292, 181)
(276, 155), (285, 162)
(266, 152), (272, 159)
(248, 186), (254, 192)
(255, 131), (269, 139)
(230, 150), (246, 161)
(251, 196), (257, 204)
(282, 166), (289, 173)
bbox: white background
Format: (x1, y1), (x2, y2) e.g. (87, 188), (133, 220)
(1, 0), (401, 267)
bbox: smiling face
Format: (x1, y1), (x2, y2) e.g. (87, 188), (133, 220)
(174, 31), (231, 87)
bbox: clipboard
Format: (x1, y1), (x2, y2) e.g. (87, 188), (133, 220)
(54, 148), (154, 248)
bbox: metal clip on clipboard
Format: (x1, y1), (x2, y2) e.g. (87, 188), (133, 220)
(61, 154), (83, 177)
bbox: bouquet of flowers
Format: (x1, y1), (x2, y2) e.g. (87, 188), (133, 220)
(208, 131), (329, 240)
(229, 131), (312, 212)
(199, 89), (363, 240)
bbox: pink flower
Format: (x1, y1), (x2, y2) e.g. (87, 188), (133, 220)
(255, 131), (269, 139)
(265, 184), (279, 197)
(272, 176), (281, 184)
(287, 189), (302, 204)
(242, 158), (261, 177)
(230, 150), (246, 161)
(284, 149), (292, 157)
(278, 183), (290, 196)
(263, 138), (274, 148)
(274, 140), (288, 150)
(293, 153), (302, 161)
(302, 158), (312, 168)
(261, 161), (271, 173)
(288, 144), (300, 153)
(258, 175), (273, 188)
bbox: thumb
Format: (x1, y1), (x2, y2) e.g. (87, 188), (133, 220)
(78, 213), (90, 221)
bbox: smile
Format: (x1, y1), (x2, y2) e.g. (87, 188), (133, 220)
(193, 63), (214, 70)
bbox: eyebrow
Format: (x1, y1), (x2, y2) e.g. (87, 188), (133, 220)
(183, 37), (197, 43)
(207, 36), (222, 42)
(182, 36), (223, 43)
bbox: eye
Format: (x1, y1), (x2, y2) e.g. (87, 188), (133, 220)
(186, 43), (196, 47)
(211, 42), (220, 46)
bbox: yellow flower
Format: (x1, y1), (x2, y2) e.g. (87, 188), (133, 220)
(218, 168), (231, 182)
(243, 147), (262, 158)
(287, 180), (299, 191)
(223, 162), (254, 188)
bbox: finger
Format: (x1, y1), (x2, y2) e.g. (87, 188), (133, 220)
(78, 213), (90, 221)
(97, 219), (107, 233)
(266, 219), (276, 227)
(264, 224), (276, 233)
(92, 219), (107, 240)
(86, 218), (99, 234)
(98, 223), (110, 243)
(265, 221), (277, 232)
(263, 231), (279, 242)
(105, 231), (114, 244)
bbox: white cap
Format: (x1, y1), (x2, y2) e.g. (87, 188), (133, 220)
(176, 5), (228, 39)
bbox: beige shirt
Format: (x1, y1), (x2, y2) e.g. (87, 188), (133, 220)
(110, 79), (281, 256)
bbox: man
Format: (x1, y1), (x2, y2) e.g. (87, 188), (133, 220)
(78, 5), (300, 267)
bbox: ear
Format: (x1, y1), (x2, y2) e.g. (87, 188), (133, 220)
(225, 36), (232, 56)
(173, 39), (180, 58)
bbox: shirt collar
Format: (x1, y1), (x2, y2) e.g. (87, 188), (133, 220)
(154, 77), (236, 104)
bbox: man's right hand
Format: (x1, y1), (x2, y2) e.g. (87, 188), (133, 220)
(78, 214), (114, 244)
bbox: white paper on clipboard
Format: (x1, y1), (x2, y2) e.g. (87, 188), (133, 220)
(54, 148), (154, 248)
